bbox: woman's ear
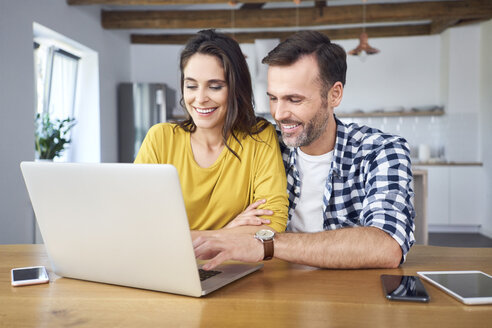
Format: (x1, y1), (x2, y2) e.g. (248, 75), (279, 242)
(329, 81), (344, 108)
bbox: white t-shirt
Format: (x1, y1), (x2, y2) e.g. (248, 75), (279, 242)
(289, 148), (333, 233)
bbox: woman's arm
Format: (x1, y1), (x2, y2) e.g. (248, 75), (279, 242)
(247, 124), (289, 232)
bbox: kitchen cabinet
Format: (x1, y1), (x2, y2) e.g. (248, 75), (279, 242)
(425, 167), (449, 226)
(415, 165), (484, 230)
(449, 167), (484, 226)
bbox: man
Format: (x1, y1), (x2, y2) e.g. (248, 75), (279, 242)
(193, 31), (415, 270)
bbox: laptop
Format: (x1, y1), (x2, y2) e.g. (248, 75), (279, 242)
(20, 161), (263, 297)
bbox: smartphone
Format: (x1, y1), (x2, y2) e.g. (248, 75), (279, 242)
(11, 266), (49, 287)
(381, 274), (430, 302)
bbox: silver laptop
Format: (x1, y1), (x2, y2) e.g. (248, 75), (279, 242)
(20, 161), (263, 297)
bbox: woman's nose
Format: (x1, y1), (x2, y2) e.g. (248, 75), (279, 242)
(196, 88), (209, 104)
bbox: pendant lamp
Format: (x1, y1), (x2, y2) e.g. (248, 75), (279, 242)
(348, 0), (380, 56)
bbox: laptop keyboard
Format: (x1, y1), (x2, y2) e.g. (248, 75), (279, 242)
(198, 269), (222, 281)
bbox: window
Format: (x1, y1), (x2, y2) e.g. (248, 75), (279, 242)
(34, 22), (101, 163)
(34, 43), (80, 119)
(34, 42), (80, 160)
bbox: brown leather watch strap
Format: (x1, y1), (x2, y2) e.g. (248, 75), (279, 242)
(263, 239), (274, 260)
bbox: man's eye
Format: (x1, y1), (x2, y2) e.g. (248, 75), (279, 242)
(269, 97), (277, 102)
(289, 98), (302, 103)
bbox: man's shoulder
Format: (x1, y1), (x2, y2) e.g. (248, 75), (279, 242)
(342, 121), (408, 152)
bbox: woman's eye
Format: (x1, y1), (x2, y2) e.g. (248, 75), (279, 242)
(210, 85), (223, 91)
(185, 85), (197, 90)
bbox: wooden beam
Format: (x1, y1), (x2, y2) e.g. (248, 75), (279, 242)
(67, 0), (284, 4)
(454, 17), (492, 27)
(131, 24), (431, 45)
(102, 1), (492, 29)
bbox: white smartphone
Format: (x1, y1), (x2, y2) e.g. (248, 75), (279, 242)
(11, 266), (49, 286)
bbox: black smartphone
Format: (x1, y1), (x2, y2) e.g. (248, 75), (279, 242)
(381, 274), (430, 302)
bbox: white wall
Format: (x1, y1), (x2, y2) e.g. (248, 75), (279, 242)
(130, 45), (183, 116)
(0, 1), (131, 243)
(337, 35), (441, 111)
(480, 19), (492, 238)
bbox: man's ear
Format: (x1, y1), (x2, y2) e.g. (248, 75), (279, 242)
(329, 82), (344, 108)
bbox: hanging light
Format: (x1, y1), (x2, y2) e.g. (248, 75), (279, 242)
(348, 0), (380, 56)
(228, 1), (237, 40)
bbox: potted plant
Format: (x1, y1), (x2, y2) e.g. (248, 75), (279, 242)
(35, 112), (76, 160)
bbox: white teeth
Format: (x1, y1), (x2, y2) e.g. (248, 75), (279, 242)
(283, 124), (300, 129)
(195, 107), (217, 114)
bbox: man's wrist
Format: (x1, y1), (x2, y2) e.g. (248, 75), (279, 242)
(254, 229), (275, 260)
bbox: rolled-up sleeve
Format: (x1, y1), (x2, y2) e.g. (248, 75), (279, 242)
(360, 139), (416, 263)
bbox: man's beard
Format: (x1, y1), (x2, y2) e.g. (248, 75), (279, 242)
(278, 104), (330, 148)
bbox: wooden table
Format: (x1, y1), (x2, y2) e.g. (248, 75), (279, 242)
(1, 245), (491, 327)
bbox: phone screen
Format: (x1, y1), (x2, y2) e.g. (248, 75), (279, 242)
(381, 274), (430, 302)
(420, 272), (492, 298)
(13, 267), (46, 281)
(11, 266), (49, 286)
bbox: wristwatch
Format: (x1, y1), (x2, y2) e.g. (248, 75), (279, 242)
(254, 229), (275, 260)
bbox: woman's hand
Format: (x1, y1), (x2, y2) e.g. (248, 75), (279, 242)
(224, 199), (273, 228)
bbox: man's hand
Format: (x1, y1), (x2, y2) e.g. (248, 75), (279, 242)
(193, 232), (264, 270)
(224, 199), (273, 229)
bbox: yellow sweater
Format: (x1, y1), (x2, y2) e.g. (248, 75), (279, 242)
(134, 122), (288, 232)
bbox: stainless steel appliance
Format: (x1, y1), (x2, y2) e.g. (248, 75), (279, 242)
(117, 83), (176, 163)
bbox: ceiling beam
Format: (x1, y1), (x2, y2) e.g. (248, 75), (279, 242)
(101, 1), (492, 29)
(454, 17), (492, 27)
(67, 0), (284, 4)
(131, 24), (431, 45)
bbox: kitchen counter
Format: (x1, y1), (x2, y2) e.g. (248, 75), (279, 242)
(413, 161), (483, 166)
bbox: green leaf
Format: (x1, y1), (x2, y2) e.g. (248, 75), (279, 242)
(34, 112), (77, 159)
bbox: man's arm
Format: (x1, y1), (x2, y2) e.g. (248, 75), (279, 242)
(190, 224), (274, 240)
(274, 227), (401, 268)
(194, 226), (402, 270)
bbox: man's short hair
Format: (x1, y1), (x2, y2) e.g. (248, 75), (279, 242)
(262, 31), (347, 98)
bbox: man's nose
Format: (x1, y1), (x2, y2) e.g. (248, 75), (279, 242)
(271, 101), (289, 121)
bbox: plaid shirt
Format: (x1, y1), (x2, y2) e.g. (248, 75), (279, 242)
(278, 116), (415, 261)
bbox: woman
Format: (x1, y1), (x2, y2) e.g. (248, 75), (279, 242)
(134, 30), (287, 234)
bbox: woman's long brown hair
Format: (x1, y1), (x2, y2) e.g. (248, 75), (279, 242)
(177, 29), (268, 160)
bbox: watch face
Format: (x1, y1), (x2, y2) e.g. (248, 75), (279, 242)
(256, 229), (275, 239)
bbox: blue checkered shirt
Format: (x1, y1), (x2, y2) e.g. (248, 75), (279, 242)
(278, 116), (415, 261)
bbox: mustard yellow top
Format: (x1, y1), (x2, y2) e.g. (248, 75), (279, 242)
(134, 122), (288, 232)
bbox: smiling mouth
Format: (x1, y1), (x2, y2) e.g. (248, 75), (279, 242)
(280, 122), (302, 131)
(194, 107), (217, 115)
